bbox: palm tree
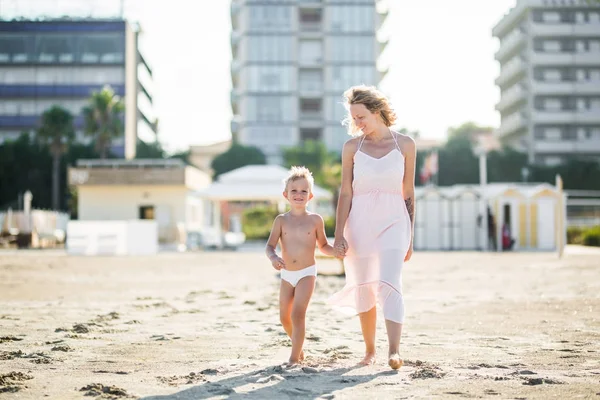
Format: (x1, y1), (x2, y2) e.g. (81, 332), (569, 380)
(82, 86), (125, 159)
(37, 106), (75, 210)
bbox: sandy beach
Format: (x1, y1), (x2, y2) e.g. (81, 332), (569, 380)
(1, 247), (599, 399)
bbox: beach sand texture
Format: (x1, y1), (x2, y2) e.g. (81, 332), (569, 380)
(1, 248), (599, 399)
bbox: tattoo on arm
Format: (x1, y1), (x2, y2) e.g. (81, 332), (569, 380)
(405, 197), (414, 222)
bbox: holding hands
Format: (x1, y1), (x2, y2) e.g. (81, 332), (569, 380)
(333, 236), (348, 259)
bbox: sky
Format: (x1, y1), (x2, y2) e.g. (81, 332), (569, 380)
(4, 0), (517, 152)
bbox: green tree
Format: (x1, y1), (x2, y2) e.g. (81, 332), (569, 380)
(211, 143), (266, 179)
(135, 139), (166, 159)
(282, 140), (333, 181)
(448, 121), (493, 140)
(37, 106), (75, 210)
(82, 86), (125, 159)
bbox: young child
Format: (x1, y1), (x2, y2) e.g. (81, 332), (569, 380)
(265, 166), (335, 366)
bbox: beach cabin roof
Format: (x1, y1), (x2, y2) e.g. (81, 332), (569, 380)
(197, 165), (332, 201)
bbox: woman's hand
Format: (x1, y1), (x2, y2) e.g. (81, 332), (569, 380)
(334, 236), (348, 259)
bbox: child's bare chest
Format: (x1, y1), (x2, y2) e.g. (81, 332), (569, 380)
(281, 220), (316, 242)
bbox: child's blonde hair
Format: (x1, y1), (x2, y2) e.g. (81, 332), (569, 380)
(283, 166), (314, 191)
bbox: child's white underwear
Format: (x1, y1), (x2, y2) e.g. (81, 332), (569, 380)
(280, 265), (317, 287)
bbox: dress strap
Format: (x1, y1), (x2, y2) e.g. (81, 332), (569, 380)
(389, 128), (401, 151)
(357, 134), (366, 151)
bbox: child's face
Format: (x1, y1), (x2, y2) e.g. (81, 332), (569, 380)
(283, 178), (313, 207)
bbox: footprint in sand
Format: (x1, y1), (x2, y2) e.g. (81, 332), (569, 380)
(51, 344), (73, 352)
(79, 383), (134, 398)
(0, 372), (33, 393)
(0, 336), (24, 343)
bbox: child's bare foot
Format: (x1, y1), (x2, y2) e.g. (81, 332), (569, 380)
(359, 352), (376, 366)
(388, 353), (403, 370)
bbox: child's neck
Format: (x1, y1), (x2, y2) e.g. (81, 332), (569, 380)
(289, 206), (308, 216)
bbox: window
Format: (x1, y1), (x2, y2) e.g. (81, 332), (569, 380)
(330, 6), (375, 32)
(299, 69), (322, 91)
(246, 66), (294, 92)
(255, 97), (284, 122)
(544, 128), (561, 140)
(577, 98), (588, 111)
(249, 6), (291, 31)
(329, 96), (347, 122)
(299, 40), (323, 64)
(247, 36), (293, 62)
(0, 34), (33, 63)
(544, 98), (562, 111)
(300, 128), (322, 141)
(78, 33), (124, 63)
(299, 9), (322, 31)
(36, 34), (74, 63)
(544, 69), (562, 81)
(543, 40), (561, 52)
(139, 206), (155, 220)
(329, 37), (374, 62)
(328, 66), (375, 91)
(300, 99), (322, 119)
(542, 11), (560, 23)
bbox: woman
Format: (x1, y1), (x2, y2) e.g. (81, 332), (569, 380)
(330, 85), (416, 370)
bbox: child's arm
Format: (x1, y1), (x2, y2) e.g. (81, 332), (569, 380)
(265, 215), (285, 270)
(315, 215), (335, 257)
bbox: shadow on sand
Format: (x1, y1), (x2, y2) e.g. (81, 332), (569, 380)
(141, 363), (398, 399)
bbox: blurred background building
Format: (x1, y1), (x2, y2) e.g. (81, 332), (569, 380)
(493, 0), (600, 166)
(230, 0), (389, 164)
(0, 2), (156, 159)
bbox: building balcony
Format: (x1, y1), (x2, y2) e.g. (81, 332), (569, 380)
(530, 52), (599, 66)
(533, 138), (600, 154)
(495, 84), (527, 113)
(230, 116), (240, 134)
(532, 110), (600, 124)
(230, 60), (241, 84)
(230, 1), (240, 30)
(378, 37), (390, 55)
(492, 1), (528, 38)
(230, 89), (240, 114)
(497, 111), (527, 138)
(530, 22), (600, 36)
(376, 3), (390, 29)
(531, 81), (600, 95)
(495, 57), (526, 89)
(495, 29), (526, 62)
(230, 30), (241, 50)
(378, 64), (390, 82)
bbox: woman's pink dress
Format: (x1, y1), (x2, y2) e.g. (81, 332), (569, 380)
(329, 131), (411, 323)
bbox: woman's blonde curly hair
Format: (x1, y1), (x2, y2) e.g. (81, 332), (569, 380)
(341, 85), (397, 137)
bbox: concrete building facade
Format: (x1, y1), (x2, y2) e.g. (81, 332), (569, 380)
(230, 0), (389, 164)
(0, 19), (156, 158)
(493, 0), (600, 166)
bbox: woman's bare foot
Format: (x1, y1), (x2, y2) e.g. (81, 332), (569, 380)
(299, 350), (305, 361)
(359, 352), (376, 366)
(388, 353), (403, 370)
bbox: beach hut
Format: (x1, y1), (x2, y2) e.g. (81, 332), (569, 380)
(485, 183), (566, 251)
(414, 186), (451, 250)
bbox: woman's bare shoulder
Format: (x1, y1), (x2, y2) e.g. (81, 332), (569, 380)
(392, 131), (416, 153)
